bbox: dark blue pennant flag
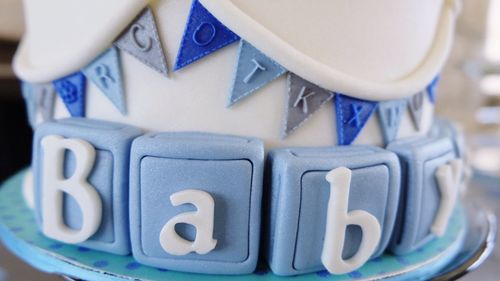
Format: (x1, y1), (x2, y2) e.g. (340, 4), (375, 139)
(335, 94), (378, 145)
(427, 75), (440, 104)
(174, 0), (240, 71)
(53, 72), (86, 117)
(377, 99), (407, 145)
(228, 40), (286, 106)
(83, 47), (127, 115)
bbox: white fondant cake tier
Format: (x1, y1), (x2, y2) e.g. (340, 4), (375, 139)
(13, 0), (447, 148)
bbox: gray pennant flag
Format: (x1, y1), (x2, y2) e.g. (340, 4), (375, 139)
(283, 73), (334, 137)
(115, 7), (168, 76)
(408, 92), (424, 131)
(378, 99), (407, 144)
(21, 82), (56, 128)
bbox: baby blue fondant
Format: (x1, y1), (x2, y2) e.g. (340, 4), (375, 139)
(227, 40), (286, 106)
(129, 132), (264, 274)
(377, 100), (407, 145)
(83, 47), (127, 115)
(32, 118), (143, 255)
(335, 94), (378, 145)
(53, 72), (87, 118)
(430, 118), (466, 159)
(21, 82), (56, 128)
(387, 137), (457, 255)
(174, 0), (240, 71)
(265, 146), (401, 276)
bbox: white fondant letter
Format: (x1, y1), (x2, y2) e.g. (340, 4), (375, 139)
(159, 189), (217, 255)
(321, 167), (382, 274)
(433, 159), (463, 236)
(41, 135), (102, 244)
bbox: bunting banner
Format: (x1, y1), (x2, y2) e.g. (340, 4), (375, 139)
(21, 82), (56, 128)
(377, 100), (407, 145)
(115, 7), (168, 76)
(53, 72), (87, 118)
(427, 75), (440, 104)
(83, 46), (127, 115)
(284, 73), (334, 137)
(174, 0), (240, 71)
(335, 94), (378, 145)
(408, 91), (425, 131)
(42, 3), (443, 145)
(228, 40), (286, 106)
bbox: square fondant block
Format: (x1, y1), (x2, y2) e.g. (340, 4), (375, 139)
(129, 132), (264, 274)
(430, 118), (466, 159)
(33, 118), (142, 255)
(265, 146), (401, 276)
(387, 137), (456, 255)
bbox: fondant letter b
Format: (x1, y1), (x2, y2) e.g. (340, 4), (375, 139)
(321, 167), (381, 274)
(41, 135), (102, 244)
(160, 189), (217, 256)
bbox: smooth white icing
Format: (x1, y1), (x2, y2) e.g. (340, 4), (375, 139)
(159, 189), (217, 256)
(41, 135), (102, 244)
(322, 167), (381, 274)
(15, 0), (443, 148)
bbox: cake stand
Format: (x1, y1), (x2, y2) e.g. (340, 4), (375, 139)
(0, 170), (495, 281)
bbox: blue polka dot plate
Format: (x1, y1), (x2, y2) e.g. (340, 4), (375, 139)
(0, 171), (473, 281)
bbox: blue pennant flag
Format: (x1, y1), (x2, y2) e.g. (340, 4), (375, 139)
(83, 47), (127, 115)
(426, 75), (440, 104)
(21, 82), (56, 128)
(335, 94), (378, 145)
(408, 92), (424, 131)
(377, 99), (407, 145)
(53, 72), (86, 117)
(228, 40), (286, 106)
(174, 0), (240, 71)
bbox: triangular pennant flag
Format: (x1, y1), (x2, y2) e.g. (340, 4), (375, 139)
(83, 47), (127, 115)
(174, 0), (240, 71)
(377, 99), (407, 145)
(228, 40), (286, 106)
(115, 7), (168, 76)
(427, 75), (440, 104)
(335, 94), (378, 145)
(408, 92), (424, 131)
(21, 82), (56, 128)
(283, 73), (334, 137)
(53, 72), (86, 117)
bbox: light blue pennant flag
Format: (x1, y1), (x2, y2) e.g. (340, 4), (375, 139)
(174, 0), (240, 71)
(335, 94), (378, 145)
(427, 75), (440, 104)
(115, 7), (168, 76)
(377, 99), (407, 145)
(83, 47), (127, 115)
(21, 82), (56, 128)
(53, 72), (86, 117)
(284, 73), (334, 137)
(408, 92), (425, 130)
(228, 40), (286, 106)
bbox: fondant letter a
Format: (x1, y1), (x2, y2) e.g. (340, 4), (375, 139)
(321, 167), (381, 274)
(160, 189), (217, 255)
(41, 135), (102, 244)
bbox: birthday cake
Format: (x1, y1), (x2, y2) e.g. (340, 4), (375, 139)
(13, 0), (466, 277)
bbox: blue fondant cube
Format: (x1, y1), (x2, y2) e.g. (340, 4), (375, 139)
(430, 118), (466, 158)
(387, 137), (456, 255)
(265, 146), (401, 276)
(129, 132), (264, 274)
(33, 118), (142, 255)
